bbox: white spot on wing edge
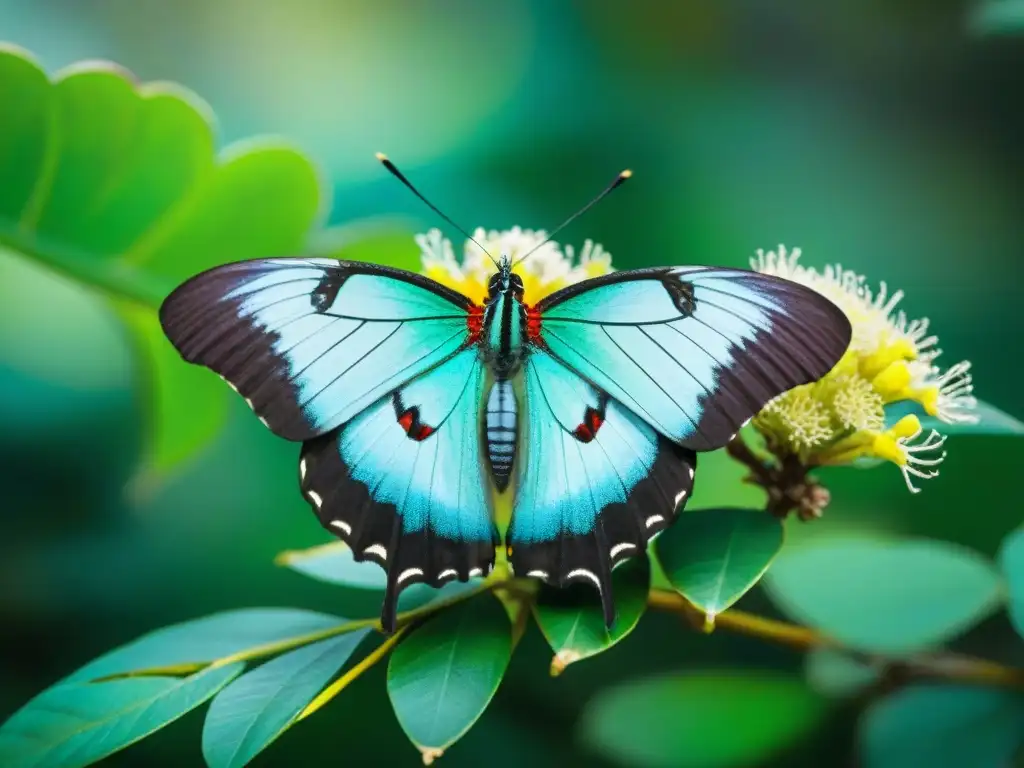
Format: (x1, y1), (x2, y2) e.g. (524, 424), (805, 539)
(330, 519), (351, 535)
(674, 488), (688, 506)
(609, 542), (636, 560)
(307, 490), (323, 509)
(526, 569), (548, 579)
(688, 466), (695, 480)
(645, 514), (664, 529)
(364, 544), (387, 562)
(468, 567), (483, 578)
(398, 567), (424, 584)
(299, 459), (307, 481)
(566, 568), (602, 590)
(438, 568), (458, 581)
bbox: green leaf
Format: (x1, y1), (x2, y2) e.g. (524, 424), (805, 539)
(275, 542), (483, 614)
(202, 631), (371, 768)
(998, 526), (1024, 639)
(70, 608), (345, 681)
(763, 538), (1004, 654)
(860, 685), (1024, 768)
(655, 507), (783, 622)
(387, 593), (512, 764)
(804, 649), (880, 699)
(117, 302), (227, 477)
(533, 556), (650, 675)
(579, 671), (824, 768)
(0, 663), (243, 768)
(885, 399), (1024, 436)
(970, 1), (1024, 36)
(277, 542), (387, 590)
(0, 45), (324, 475)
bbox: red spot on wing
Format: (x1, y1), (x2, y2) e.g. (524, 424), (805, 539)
(397, 410), (415, 432)
(573, 423), (595, 442)
(525, 305), (542, 342)
(467, 304), (484, 343)
(572, 405), (606, 444)
(396, 406), (436, 442)
(413, 424), (435, 440)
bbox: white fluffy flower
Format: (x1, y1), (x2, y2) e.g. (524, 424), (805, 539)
(752, 245), (976, 492)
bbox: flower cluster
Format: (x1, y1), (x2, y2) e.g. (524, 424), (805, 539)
(752, 245), (977, 492)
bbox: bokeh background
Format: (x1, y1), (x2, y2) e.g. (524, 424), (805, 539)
(2, 1), (1023, 765)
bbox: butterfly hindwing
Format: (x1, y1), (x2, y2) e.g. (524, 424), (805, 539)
(159, 258), (473, 442)
(536, 267), (853, 450)
(508, 349), (697, 626)
(299, 347), (497, 631)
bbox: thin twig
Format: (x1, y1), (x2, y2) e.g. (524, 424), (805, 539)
(725, 434), (775, 486)
(647, 588), (1024, 692)
(297, 626), (409, 720)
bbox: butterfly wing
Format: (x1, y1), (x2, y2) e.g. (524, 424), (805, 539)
(299, 346), (495, 631)
(159, 258), (475, 442)
(534, 267), (852, 450)
(161, 258), (492, 630)
(508, 349), (697, 626)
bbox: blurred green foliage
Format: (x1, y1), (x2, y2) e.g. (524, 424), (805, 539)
(2, 2), (1024, 766)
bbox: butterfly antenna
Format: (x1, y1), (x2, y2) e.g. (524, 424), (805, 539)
(376, 153), (499, 268)
(511, 168), (632, 268)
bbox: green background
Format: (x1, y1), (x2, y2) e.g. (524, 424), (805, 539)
(1, 1), (1022, 766)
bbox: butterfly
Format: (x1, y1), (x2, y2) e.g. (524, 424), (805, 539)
(159, 160), (852, 633)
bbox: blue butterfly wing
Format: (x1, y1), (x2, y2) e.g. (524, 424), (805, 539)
(508, 349), (697, 626)
(159, 258), (473, 442)
(536, 267), (852, 450)
(299, 347), (496, 631)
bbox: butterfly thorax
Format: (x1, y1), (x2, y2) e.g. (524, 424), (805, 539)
(479, 259), (528, 493)
(481, 260), (528, 378)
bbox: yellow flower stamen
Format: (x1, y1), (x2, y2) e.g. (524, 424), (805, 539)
(751, 245), (972, 494)
(871, 360), (913, 402)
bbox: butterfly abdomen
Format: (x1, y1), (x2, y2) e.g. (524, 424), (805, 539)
(484, 379), (518, 492)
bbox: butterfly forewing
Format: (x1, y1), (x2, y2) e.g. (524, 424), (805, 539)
(159, 259), (473, 442)
(535, 267), (852, 451)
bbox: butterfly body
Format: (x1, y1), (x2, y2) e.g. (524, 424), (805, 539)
(160, 253), (852, 632)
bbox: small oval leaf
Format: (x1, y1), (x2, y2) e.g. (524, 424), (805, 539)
(655, 507), (784, 620)
(202, 631), (371, 768)
(533, 556), (650, 675)
(885, 399), (1024, 436)
(998, 526), (1024, 639)
(71, 608), (345, 681)
(579, 671), (824, 768)
(0, 664), (243, 768)
(275, 542), (483, 614)
(387, 594), (512, 763)
(764, 538), (1004, 654)
(860, 685), (1024, 768)
(277, 542), (388, 590)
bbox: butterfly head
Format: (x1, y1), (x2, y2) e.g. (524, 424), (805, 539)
(487, 257), (525, 301)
